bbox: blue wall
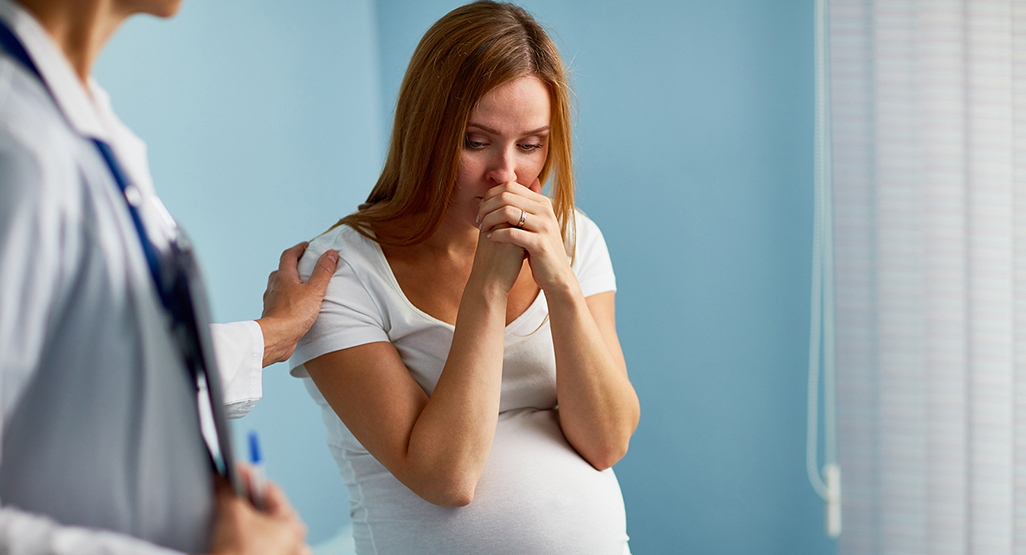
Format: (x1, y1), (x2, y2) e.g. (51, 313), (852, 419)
(98, 0), (833, 552)
(375, 1), (831, 553)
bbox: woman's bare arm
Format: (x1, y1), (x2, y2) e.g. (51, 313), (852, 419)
(479, 183), (640, 470)
(547, 288), (639, 470)
(305, 237), (522, 507)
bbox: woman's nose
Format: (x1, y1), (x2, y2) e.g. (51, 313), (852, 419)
(486, 148), (517, 185)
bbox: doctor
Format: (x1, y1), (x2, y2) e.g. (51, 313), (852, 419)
(0, 0), (334, 553)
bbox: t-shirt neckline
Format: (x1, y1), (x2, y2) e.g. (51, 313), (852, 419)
(362, 230), (546, 333)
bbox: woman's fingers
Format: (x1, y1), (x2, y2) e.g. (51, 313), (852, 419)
(479, 182), (545, 214)
(477, 182), (552, 232)
(478, 189), (527, 225)
(479, 204), (533, 234)
(477, 181), (575, 293)
(484, 226), (532, 247)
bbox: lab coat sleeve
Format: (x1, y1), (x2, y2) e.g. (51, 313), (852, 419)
(210, 321), (264, 419)
(0, 131), (187, 555)
(0, 509), (186, 555)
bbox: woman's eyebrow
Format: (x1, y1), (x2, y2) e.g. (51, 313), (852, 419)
(466, 123), (551, 135)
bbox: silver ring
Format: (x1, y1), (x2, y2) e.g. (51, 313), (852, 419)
(516, 209), (526, 229)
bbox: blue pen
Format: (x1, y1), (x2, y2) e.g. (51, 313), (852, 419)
(247, 430), (267, 511)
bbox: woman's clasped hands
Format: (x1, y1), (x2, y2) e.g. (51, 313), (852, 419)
(476, 179), (573, 294)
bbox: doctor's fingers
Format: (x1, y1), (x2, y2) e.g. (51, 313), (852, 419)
(278, 242), (309, 272)
(261, 479), (303, 523)
(260, 481), (311, 555)
(262, 271), (279, 305)
(305, 250), (339, 291)
(211, 489), (309, 555)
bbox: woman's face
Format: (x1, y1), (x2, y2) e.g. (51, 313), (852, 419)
(453, 75), (552, 227)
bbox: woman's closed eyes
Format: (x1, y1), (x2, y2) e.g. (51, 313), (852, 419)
(463, 134), (547, 153)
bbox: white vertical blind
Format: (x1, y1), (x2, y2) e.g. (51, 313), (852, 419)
(832, 0), (1026, 553)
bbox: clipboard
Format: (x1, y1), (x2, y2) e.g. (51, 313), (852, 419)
(165, 232), (244, 496)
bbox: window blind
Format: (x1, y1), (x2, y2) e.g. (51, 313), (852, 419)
(831, 0), (1026, 553)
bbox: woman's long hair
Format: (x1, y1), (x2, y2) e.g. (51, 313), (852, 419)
(331, 1), (576, 251)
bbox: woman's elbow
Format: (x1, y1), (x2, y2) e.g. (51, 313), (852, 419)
(425, 486), (476, 508)
(578, 412), (639, 471)
(441, 490), (476, 508)
(585, 438), (631, 471)
(411, 471), (480, 507)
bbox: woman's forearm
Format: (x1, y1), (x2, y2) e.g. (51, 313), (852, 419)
(547, 284), (639, 470)
(402, 277), (509, 505)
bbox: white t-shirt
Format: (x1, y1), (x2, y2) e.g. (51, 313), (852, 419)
(291, 211), (631, 555)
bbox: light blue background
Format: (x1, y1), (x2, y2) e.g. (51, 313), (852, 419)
(97, 1), (834, 553)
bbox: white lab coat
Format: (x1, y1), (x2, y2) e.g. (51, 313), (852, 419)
(0, 1), (263, 552)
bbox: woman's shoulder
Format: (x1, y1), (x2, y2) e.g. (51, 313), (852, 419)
(298, 223), (383, 281)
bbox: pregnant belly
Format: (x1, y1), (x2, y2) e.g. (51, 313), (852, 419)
(349, 408), (630, 555)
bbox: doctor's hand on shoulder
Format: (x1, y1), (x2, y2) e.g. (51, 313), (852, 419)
(256, 242), (339, 367)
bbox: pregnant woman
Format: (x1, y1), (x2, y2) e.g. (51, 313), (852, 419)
(290, 2), (640, 553)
